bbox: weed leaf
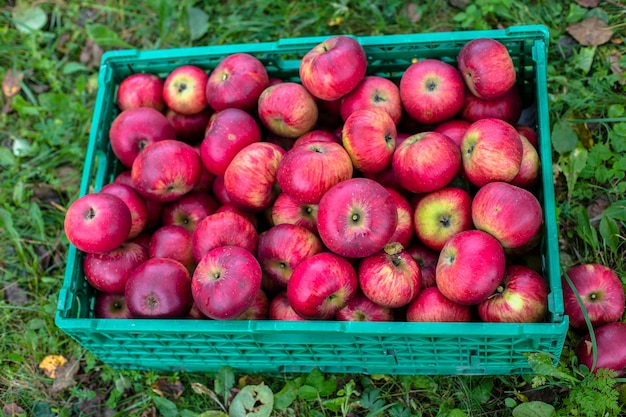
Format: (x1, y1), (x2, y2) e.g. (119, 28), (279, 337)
(86, 24), (134, 49)
(297, 385), (319, 401)
(152, 394), (179, 417)
(187, 7), (210, 41)
(512, 401), (556, 417)
(574, 206), (599, 250)
(12, 5), (47, 33)
(599, 216), (620, 254)
(215, 366), (236, 399)
(551, 120), (578, 154)
(198, 412), (228, 417)
(527, 353), (579, 384)
(229, 383), (273, 417)
(273, 378), (302, 410)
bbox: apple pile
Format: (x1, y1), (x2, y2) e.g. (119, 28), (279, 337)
(64, 35), (554, 324)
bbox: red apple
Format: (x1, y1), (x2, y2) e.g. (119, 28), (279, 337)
(317, 178), (398, 258)
(413, 186), (472, 251)
(257, 224), (323, 287)
(386, 188), (414, 248)
(187, 302), (209, 320)
(161, 190), (219, 233)
(131, 139), (202, 202)
(129, 230), (152, 251)
(149, 225), (195, 273)
(211, 175), (230, 205)
(436, 230), (506, 305)
(400, 59), (465, 125)
(94, 292), (133, 319)
(192, 245), (262, 320)
(471, 181), (543, 253)
(223, 142), (285, 211)
(205, 52), (269, 112)
(233, 289), (269, 320)
(299, 35), (367, 101)
(269, 290), (306, 321)
(336, 292), (394, 322)
(562, 263), (625, 330)
(162, 65), (209, 115)
(405, 242), (439, 288)
(478, 265), (549, 323)
(199, 108), (262, 176)
(191, 211), (259, 263)
(392, 131), (461, 194)
(271, 192), (319, 234)
(84, 242), (148, 294)
(340, 75), (402, 124)
(165, 107), (213, 144)
(458, 38), (516, 100)
(292, 129), (340, 147)
(276, 140), (353, 205)
(461, 118), (523, 187)
(433, 119), (471, 149)
(342, 107), (396, 174)
(358, 242), (421, 308)
(406, 286), (473, 322)
(576, 322), (626, 376)
(215, 204), (259, 230)
(99, 182), (148, 240)
(125, 257), (194, 318)
(516, 125), (538, 149)
(510, 134), (540, 189)
(257, 82), (318, 138)
(287, 252), (358, 320)
(116, 73), (165, 112)
(64, 193), (132, 254)
(459, 85), (522, 125)
(108, 107), (176, 168)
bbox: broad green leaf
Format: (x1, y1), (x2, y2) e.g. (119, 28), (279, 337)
(551, 120), (578, 154)
(86, 24), (134, 49)
(318, 377), (337, 397)
(613, 122), (626, 138)
(527, 353), (579, 384)
(180, 410), (200, 417)
(322, 397), (344, 412)
(62, 62), (90, 75)
(596, 200), (626, 221)
(198, 412), (228, 417)
(505, 397), (517, 408)
(447, 409), (469, 417)
(152, 395), (179, 417)
(12, 5), (48, 33)
(599, 216), (621, 255)
(607, 104), (624, 118)
(187, 7), (210, 41)
(215, 366), (235, 399)
(574, 206), (599, 250)
(305, 369), (325, 389)
(573, 46), (596, 75)
(229, 383), (273, 417)
(585, 7), (610, 23)
(297, 385), (319, 401)
(11, 95), (41, 117)
(566, 3), (587, 23)
(0, 147), (16, 167)
(273, 378), (301, 410)
(512, 401), (556, 417)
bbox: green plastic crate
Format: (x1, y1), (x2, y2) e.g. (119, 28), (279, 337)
(55, 25), (568, 375)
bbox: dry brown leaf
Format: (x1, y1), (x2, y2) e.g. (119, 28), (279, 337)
(39, 355), (67, 379)
(2, 69), (23, 98)
(566, 17), (614, 46)
(51, 358), (80, 393)
(2, 403), (26, 416)
(406, 3), (422, 23)
(151, 378), (184, 400)
(80, 38), (103, 68)
(587, 194), (611, 223)
(575, 0), (600, 7)
(3, 283), (30, 306)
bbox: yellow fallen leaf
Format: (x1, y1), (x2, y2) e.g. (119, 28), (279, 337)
(38, 355), (67, 379)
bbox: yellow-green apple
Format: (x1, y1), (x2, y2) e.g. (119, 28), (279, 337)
(358, 242), (421, 308)
(342, 107), (397, 174)
(269, 290), (306, 321)
(471, 181), (543, 253)
(276, 140), (353, 205)
(162, 65), (209, 115)
(317, 178), (398, 258)
(405, 242), (439, 288)
(576, 322), (626, 376)
(191, 211), (259, 263)
(510, 134), (540, 189)
(131, 139), (202, 203)
(257, 82), (318, 138)
(64, 193), (132, 254)
(392, 131), (461, 193)
(477, 265), (549, 323)
(461, 118), (523, 187)
(406, 286), (473, 322)
(516, 125), (538, 149)
(399, 59), (465, 125)
(299, 35), (367, 101)
(433, 119), (471, 149)
(100, 182), (148, 239)
(413, 186), (472, 251)
(83, 242), (148, 294)
(562, 263), (625, 331)
(205, 52), (269, 112)
(436, 230), (506, 305)
(149, 225), (195, 273)
(271, 192), (319, 234)
(386, 188), (414, 248)
(223, 142), (285, 211)
(335, 292), (394, 322)
(459, 85), (522, 125)
(116, 73), (165, 112)
(165, 107), (213, 144)
(199, 108), (262, 176)
(160, 190), (219, 233)
(234, 289), (269, 320)
(287, 251), (358, 320)
(257, 224), (323, 287)
(192, 245), (262, 320)
(125, 257), (193, 318)
(458, 38), (516, 100)
(292, 129), (340, 148)
(94, 292), (133, 319)
(109, 107), (176, 168)
(340, 75), (402, 124)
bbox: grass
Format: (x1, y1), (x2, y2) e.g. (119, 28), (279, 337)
(1, 0), (625, 416)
